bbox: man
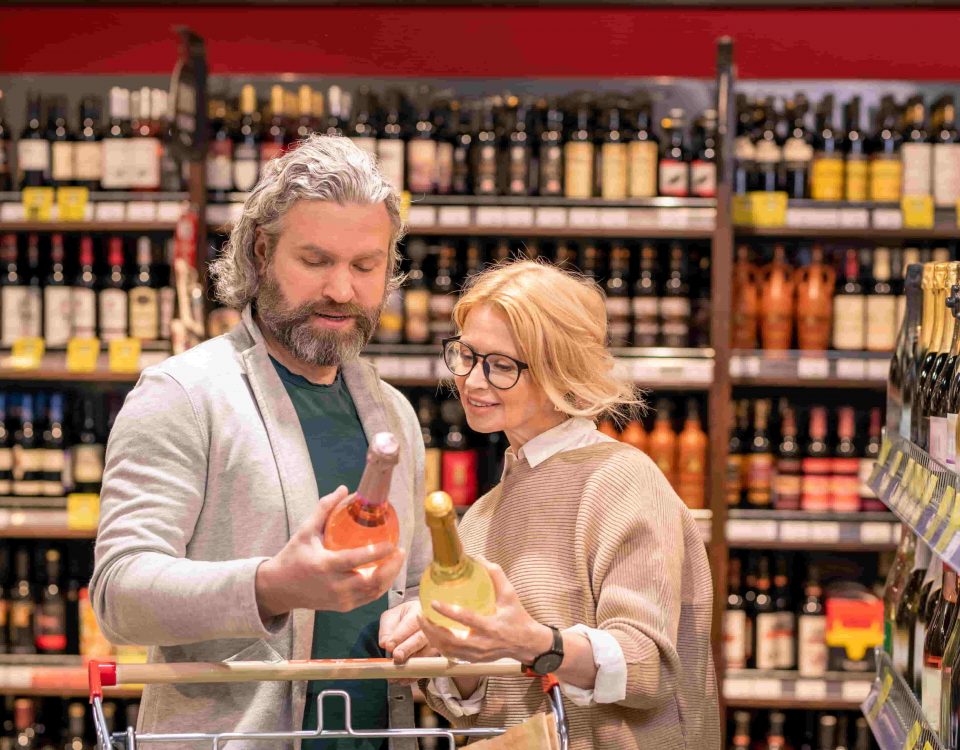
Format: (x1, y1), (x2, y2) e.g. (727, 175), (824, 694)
(91, 135), (432, 750)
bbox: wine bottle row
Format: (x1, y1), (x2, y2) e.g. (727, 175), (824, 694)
(1, 697), (140, 750)
(735, 91), (960, 205)
(0, 233), (176, 348)
(728, 709), (875, 750)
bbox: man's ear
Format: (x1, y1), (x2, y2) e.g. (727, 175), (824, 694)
(253, 229), (269, 274)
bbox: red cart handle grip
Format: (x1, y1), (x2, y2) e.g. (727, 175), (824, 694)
(88, 661), (117, 702)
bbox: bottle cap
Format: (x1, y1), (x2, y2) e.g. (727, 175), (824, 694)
(424, 491), (454, 518)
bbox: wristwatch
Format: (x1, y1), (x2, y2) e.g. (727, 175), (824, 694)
(527, 625), (564, 675)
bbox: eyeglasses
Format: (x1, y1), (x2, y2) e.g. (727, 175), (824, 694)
(442, 337), (529, 391)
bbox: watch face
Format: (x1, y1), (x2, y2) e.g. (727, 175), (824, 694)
(533, 652), (564, 675)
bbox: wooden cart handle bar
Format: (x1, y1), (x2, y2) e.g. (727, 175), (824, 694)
(88, 657), (524, 699)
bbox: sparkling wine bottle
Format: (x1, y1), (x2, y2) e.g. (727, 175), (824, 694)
(323, 432), (400, 575)
(420, 491), (495, 637)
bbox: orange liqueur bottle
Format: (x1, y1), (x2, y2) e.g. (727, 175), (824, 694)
(619, 417), (648, 454)
(759, 244), (796, 350)
(648, 400), (678, 489)
(732, 244), (760, 349)
(794, 244), (835, 350)
(677, 399), (708, 509)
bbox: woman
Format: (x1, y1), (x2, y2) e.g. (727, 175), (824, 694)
(417, 260), (719, 749)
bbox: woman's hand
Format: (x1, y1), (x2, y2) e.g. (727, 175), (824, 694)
(379, 600), (440, 685)
(418, 559), (553, 665)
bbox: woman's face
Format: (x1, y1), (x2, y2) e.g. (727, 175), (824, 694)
(454, 304), (563, 448)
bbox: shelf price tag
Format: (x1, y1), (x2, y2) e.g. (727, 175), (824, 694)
(56, 187), (89, 221)
(109, 338), (141, 373)
(878, 438), (892, 466)
(21, 187), (55, 221)
(749, 191), (788, 227)
(66, 338), (100, 373)
(10, 337), (44, 370)
(902, 195), (934, 229)
(902, 720), (922, 750)
(935, 486), (960, 554)
(868, 670), (894, 720)
(67, 493), (100, 531)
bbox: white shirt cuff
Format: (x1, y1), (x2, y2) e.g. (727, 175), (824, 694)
(426, 676), (488, 717)
(559, 625), (627, 706)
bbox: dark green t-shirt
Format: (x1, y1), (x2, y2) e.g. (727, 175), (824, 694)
(271, 358), (388, 750)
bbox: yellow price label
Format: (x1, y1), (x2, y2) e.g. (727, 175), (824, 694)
(868, 670), (895, 719)
(924, 742), (934, 750)
(56, 187), (89, 221)
(399, 191), (411, 224)
(66, 337), (100, 373)
(21, 187), (55, 221)
(936, 487), (960, 554)
(879, 438), (892, 466)
(732, 194), (752, 226)
(66, 493), (100, 531)
(109, 337), (141, 373)
(888, 451), (903, 477)
(921, 472), (939, 507)
(903, 720), (922, 750)
(934, 483), (954, 529)
(10, 337), (45, 369)
(913, 464), (929, 501)
(749, 191), (788, 227)
(902, 194), (935, 229)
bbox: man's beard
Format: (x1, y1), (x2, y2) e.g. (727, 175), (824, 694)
(256, 268), (382, 368)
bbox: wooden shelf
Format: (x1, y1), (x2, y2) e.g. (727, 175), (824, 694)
(406, 224), (715, 239)
(0, 221), (178, 233)
(724, 670), (872, 709)
(736, 226), (960, 240)
(726, 509), (899, 550)
(0, 349), (170, 383)
(731, 350), (889, 389)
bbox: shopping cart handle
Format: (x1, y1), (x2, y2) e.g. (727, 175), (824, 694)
(88, 661), (118, 702)
(523, 668), (560, 694)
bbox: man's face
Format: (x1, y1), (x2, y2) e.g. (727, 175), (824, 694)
(255, 200), (393, 367)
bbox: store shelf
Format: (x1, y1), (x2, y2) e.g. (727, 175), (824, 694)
(726, 509), (899, 550)
(0, 504), (94, 538)
(731, 350), (889, 388)
(0, 662), (140, 699)
(724, 669), (872, 709)
(0, 347), (170, 383)
(862, 650), (943, 750)
(0, 191), (187, 229)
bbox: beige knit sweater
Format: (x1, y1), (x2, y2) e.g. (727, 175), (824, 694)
(422, 442), (721, 750)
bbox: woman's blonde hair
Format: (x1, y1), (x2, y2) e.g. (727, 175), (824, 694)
(453, 259), (645, 423)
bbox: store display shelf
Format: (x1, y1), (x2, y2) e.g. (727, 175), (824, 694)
(731, 350), (889, 389)
(724, 669), (872, 709)
(0, 347), (170, 383)
(862, 650), (943, 750)
(0, 664), (140, 698)
(868, 435), (960, 568)
(0, 505), (94, 538)
(726, 509), (899, 550)
(0, 191), (188, 229)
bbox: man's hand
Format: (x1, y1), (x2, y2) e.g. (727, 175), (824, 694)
(380, 600), (438, 663)
(255, 485), (405, 620)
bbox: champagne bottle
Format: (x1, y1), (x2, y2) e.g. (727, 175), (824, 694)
(323, 432), (400, 575)
(420, 491), (495, 637)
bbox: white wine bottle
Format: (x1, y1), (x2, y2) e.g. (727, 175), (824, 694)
(420, 491), (495, 637)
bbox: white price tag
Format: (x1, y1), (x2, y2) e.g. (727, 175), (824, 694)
(205, 204), (231, 228)
(797, 357), (829, 379)
(407, 205), (437, 228)
(868, 359), (891, 382)
(785, 207), (824, 228)
(685, 360), (714, 384)
(817, 521), (841, 543)
(779, 521), (810, 542)
(873, 208), (903, 230)
(228, 202), (245, 224)
(838, 208), (870, 229)
(836, 358), (866, 380)
(476, 207), (506, 227)
(568, 207), (599, 228)
(503, 206), (534, 227)
(535, 207), (567, 228)
(403, 357), (433, 380)
(0, 508), (9, 528)
(841, 680), (871, 703)
(157, 201), (185, 222)
(599, 208), (629, 228)
(722, 677), (751, 699)
(0, 202), (25, 221)
(860, 522), (894, 545)
(94, 202), (126, 221)
(657, 207), (692, 228)
(730, 356), (744, 378)
(795, 680), (828, 700)
(752, 679), (782, 699)
(0, 666), (32, 688)
(726, 519), (778, 543)
(743, 356), (761, 377)
(435, 358), (452, 380)
(627, 208), (659, 229)
(437, 205), (471, 227)
(126, 201), (157, 221)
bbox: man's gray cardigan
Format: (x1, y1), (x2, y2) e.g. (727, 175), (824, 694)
(90, 306), (430, 749)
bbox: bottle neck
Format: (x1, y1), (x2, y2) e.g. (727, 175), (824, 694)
(427, 510), (467, 572)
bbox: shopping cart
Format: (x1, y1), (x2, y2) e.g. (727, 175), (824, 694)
(88, 657), (569, 750)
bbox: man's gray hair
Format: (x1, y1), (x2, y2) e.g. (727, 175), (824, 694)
(209, 134), (406, 310)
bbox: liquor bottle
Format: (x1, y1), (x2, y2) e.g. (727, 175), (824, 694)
(723, 557), (748, 670)
(0, 394), (12, 496)
(901, 96), (932, 198)
(661, 243), (690, 348)
(853, 718), (870, 750)
(732, 245), (760, 349)
(933, 95), (960, 208)
(727, 400), (749, 509)
(734, 95), (756, 195)
(865, 247), (898, 352)
(598, 418), (620, 440)
(690, 109), (718, 198)
(419, 491), (496, 636)
(18, 92), (50, 189)
(129, 85), (161, 191)
(377, 90), (406, 192)
(348, 85), (379, 158)
(72, 396), (105, 495)
(101, 87), (132, 190)
(0, 89), (12, 191)
(843, 96), (869, 202)
(773, 403), (802, 511)
(766, 711), (788, 750)
(207, 98), (234, 201)
(884, 528), (917, 657)
(620, 417), (648, 454)
(753, 99), (781, 193)
(472, 98), (498, 196)
(915, 264), (951, 445)
(759, 244), (795, 350)
(648, 400), (678, 489)
(772, 556), (796, 669)
(43, 234), (71, 348)
(9, 548), (34, 654)
(129, 236), (159, 341)
(64, 702), (86, 750)
(294, 84), (314, 141)
(835, 716), (850, 750)
(417, 397), (441, 495)
(743, 555), (758, 666)
(781, 94), (813, 199)
(322, 84), (345, 137)
(923, 565), (959, 729)
(896, 542), (930, 688)
(753, 556), (778, 670)
(13, 395), (41, 498)
(860, 407), (885, 511)
(564, 96), (594, 199)
(599, 100), (628, 200)
(403, 240), (430, 345)
(48, 96), (74, 188)
(35, 548), (66, 655)
(12, 699), (35, 750)
(930, 279), (960, 465)
(259, 85), (288, 169)
(99, 237), (128, 342)
(730, 711), (751, 750)
(870, 98), (904, 203)
(232, 85), (260, 192)
(323, 432), (400, 574)
(798, 565), (828, 677)
(502, 97), (532, 197)
(538, 99), (564, 197)
(801, 407), (832, 512)
(432, 99), (456, 195)
(450, 100), (474, 196)
(631, 243), (660, 347)
(580, 242), (600, 284)
(440, 400), (478, 507)
(830, 406), (861, 513)
(628, 97), (658, 198)
(810, 95), (844, 201)
(832, 248), (866, 351)
(942, 574), (960, 748)
(658, 108), (689, 197)
(429, 244), (456, 343)
(745, 399), (774, 509)
(690, 252), (712, 350)
(605, 244), (631, 347)
(897, 264), (928, 440)
(795, 245), (835, 350)
(41, 393), (64, 498)
(817, 716), (837, 750)
(71, 236), (97, 340)
(407, 89), (437, 195)
(677, 399), (707, 510)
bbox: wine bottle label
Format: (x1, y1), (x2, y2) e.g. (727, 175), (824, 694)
(930, 416), (950, 466)
(407, 140), (438, 194)
(98, 288), (128, 341)
(858, 458), (876, 498)
(628, 141), (658, 198)
(660, 297), (691, 318)
(18, 140), (50, 172)
(922, 662), (943, 729)
(658, 159), (689, 197)
(782, 138), (813, 166)
(865, 296), (897, 351)
(2, 287), (42, 345)
(441, 449), (479, 507)
(605, 297), (631, 317)
(74, 142), (103, 181)
(725, 454), (743, 506)
(507, 144), (529, 195)
(691, 160), (717, 198)
(10, 601), (32, 629)
(773, 465), (802, 510)
(0, 447), (12, 496)
(539, 144), (563, 196)
(51, 141), (76, 182)
(901, 142), (933, 196)
(722, 609), (747, 669)
(933, 143), (960, 207)
(828, 469), (860, 513)
(259, 142), (285, 169)
(754, 612), (779, 670)
(233, 145), (260, 192)
(41, 448), (64, 497)
(775, 612), (796, 669)
(129, 287), (159, 340)
(72, 444), (105, 485)
(734, 136), (755, 161)
(207, 141), (234, 191)
(564, 142), (594, 198)
(404, 290), (430, 344)
(845, 158), (868, 202)
(797, 614), (827, 677)
(43, 286), (73, 347)
(349, 137), (377, 157)
(754, 140), (781, 164)
(129, 137), (162, 189)
(12, 446), (43, 496)
(606, 298), (631, 346)
(424, 447), (441, 495)
(476, 145), (498, 195)
(797, 312), (831, 351)
(159, 286), (176, 340)
(375, 291), (404, 344)
(810, 156), (844, 201)
(101, 139), (131, 189)
(800, 461), (831, 511)
(429, 294), (455, 319)
(377, 140), (405, 192)
(435, 142), (454, 194)
(600, 143), (628, 200)
(71, 287), (97, 339)
(746, 453), (773, 506)
(870, 158), (902, 202)
(832, 296), (866, 350)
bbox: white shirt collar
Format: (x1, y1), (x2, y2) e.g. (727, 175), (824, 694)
(502, 417), (617, 478)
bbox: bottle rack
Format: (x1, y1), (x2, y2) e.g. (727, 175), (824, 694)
(863, 650), (943, 750)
